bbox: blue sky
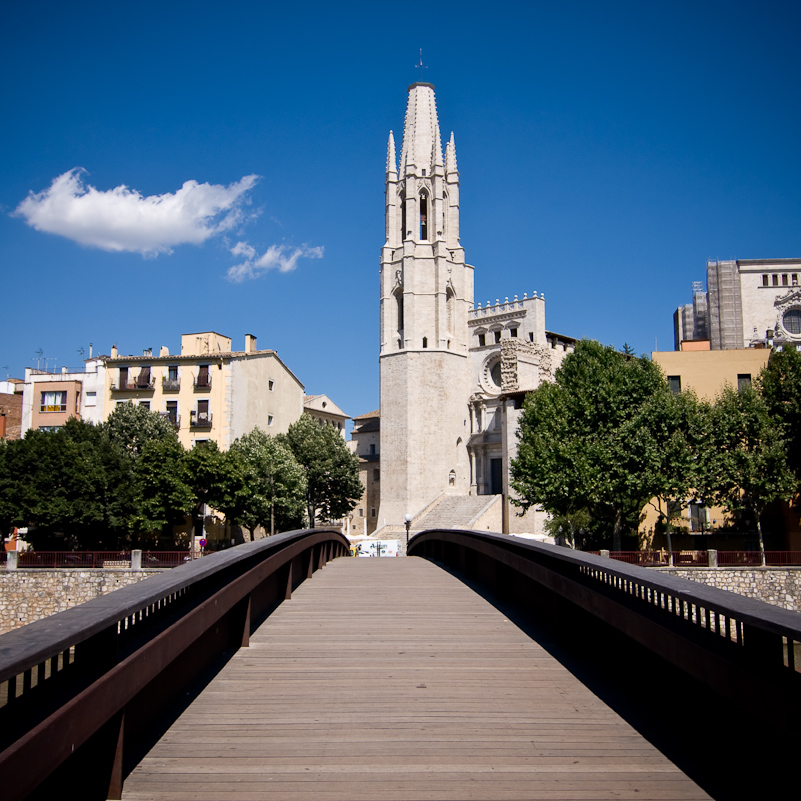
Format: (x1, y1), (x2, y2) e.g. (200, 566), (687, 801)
(2, 1), (800, 421)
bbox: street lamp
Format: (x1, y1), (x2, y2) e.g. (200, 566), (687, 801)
(404, 512), (412, 546)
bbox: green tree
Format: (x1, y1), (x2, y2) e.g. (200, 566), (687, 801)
(103, 401), (178, 456)
(758, 346), (801, 480)
(620, 389), (709, 562)
(281, 414), (361, 527)
(225, 428), (306, 535)
(702, 385), (795, 565)
(511, 339), (671, 550)
(132, 436), (195, 545)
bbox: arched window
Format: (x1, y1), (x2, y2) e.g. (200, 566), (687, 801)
(419, 192), (428, 241)
(422, 337), (428, 348)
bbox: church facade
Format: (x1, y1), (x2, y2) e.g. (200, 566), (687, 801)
(376, 83), (574, 535)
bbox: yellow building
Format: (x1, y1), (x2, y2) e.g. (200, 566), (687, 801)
(652, 348), (770, 401)
(642, 347), (793, 550)
(105, 332), (305, 449)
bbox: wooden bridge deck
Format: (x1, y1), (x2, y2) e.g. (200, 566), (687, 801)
(122, 557), (710, 801)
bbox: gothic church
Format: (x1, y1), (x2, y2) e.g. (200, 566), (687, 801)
(374, 83), (575, 536)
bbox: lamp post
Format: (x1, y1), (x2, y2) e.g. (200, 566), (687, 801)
(404, 512), (412, 547)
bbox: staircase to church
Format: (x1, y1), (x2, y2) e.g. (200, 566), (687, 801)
(414, 494), (499, 531)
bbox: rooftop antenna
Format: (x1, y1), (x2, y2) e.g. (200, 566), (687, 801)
(35, 348), (43, 371)
(415, 48), (428, 82)
(78, 347), (85, 358)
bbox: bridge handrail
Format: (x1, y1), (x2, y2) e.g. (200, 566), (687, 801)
(409, 528), (801, 699)
(0, 527), (349, 800)
(414, 529), (801, 639)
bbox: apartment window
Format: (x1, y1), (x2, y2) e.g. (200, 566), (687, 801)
(267, 415), (274, 426)
(119, 367), (129, 389)
(737, 374), (752, 391)
(166, 401), (178, 424)
(140, 401), (150, 411)
(510, 327), (518, 338)
(762, 274), (769, 287)
(478, 333), (486, 347)
(85, 391), (97, 407)
(359, 509), (364, 517)
(268, 380), (274, 391)
(369, 443), (376, 455)
(373, 469), (380, 481)
(168, 365), (178, 381)
(667, 376), (681, 394)
(41, 391), (67, 412)
(195, 365), (211, 389)
(136, 366), (151, 388)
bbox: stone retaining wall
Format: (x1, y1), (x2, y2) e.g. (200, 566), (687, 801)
(656, 567), (801, 612)
(0, 569), (163, 634)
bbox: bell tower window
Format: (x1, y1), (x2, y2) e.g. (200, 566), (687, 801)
(419, 194), (428, 241)
(395, 287), (404, 333)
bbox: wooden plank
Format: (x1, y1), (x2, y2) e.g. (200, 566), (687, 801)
(122, 558), (711, 800)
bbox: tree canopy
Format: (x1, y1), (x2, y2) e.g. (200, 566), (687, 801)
(281, 414), (361, 527)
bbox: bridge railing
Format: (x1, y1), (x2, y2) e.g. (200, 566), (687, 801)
(0, 528), (349, 801)
(409, 529), (801, 723)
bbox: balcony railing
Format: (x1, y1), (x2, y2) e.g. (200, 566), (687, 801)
(190, 411), (212, 427)
(158, 412), (181, 428)
(162, 378), (181, 391)
(193, 375), (212, 390)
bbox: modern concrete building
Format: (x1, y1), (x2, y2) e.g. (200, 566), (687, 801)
(376, 83), (575, 535)
(21, 358), (108, 434)
(104, 332), (305, 449)
(675, 259), (801, 351)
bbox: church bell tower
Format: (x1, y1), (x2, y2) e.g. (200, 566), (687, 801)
(378, 82), (474, 528)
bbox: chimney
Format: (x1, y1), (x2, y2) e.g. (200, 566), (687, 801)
(245, 334), (257, 353)
(159, 345), (169, 357)
(111, 345), (118, 358)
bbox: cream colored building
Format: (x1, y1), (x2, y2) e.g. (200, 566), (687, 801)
(377, 83), (576, 535)
(105, 332), (305, 448)
(303, 394), (349, 437)
(348, 410), (380, 538)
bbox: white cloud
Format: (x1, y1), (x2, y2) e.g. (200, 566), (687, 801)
(227, 242), (324, 282)
(15, 169), (259, 256)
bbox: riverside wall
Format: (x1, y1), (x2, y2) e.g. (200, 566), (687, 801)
(0, 569), (164, 634)
(656, 567), (801, 612)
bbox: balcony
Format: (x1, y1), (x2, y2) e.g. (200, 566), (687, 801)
(158, 412), (181, 429)
(193, 376), (212, 390)
(162, 378), (181, 391)
(110, 379), (155, 392)
(190, 411), (213, 428)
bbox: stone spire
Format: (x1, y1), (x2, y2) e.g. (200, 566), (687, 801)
(399, 83), (443, 176)
(386, 131), (397, 177)
(445, 131), (458, 175)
